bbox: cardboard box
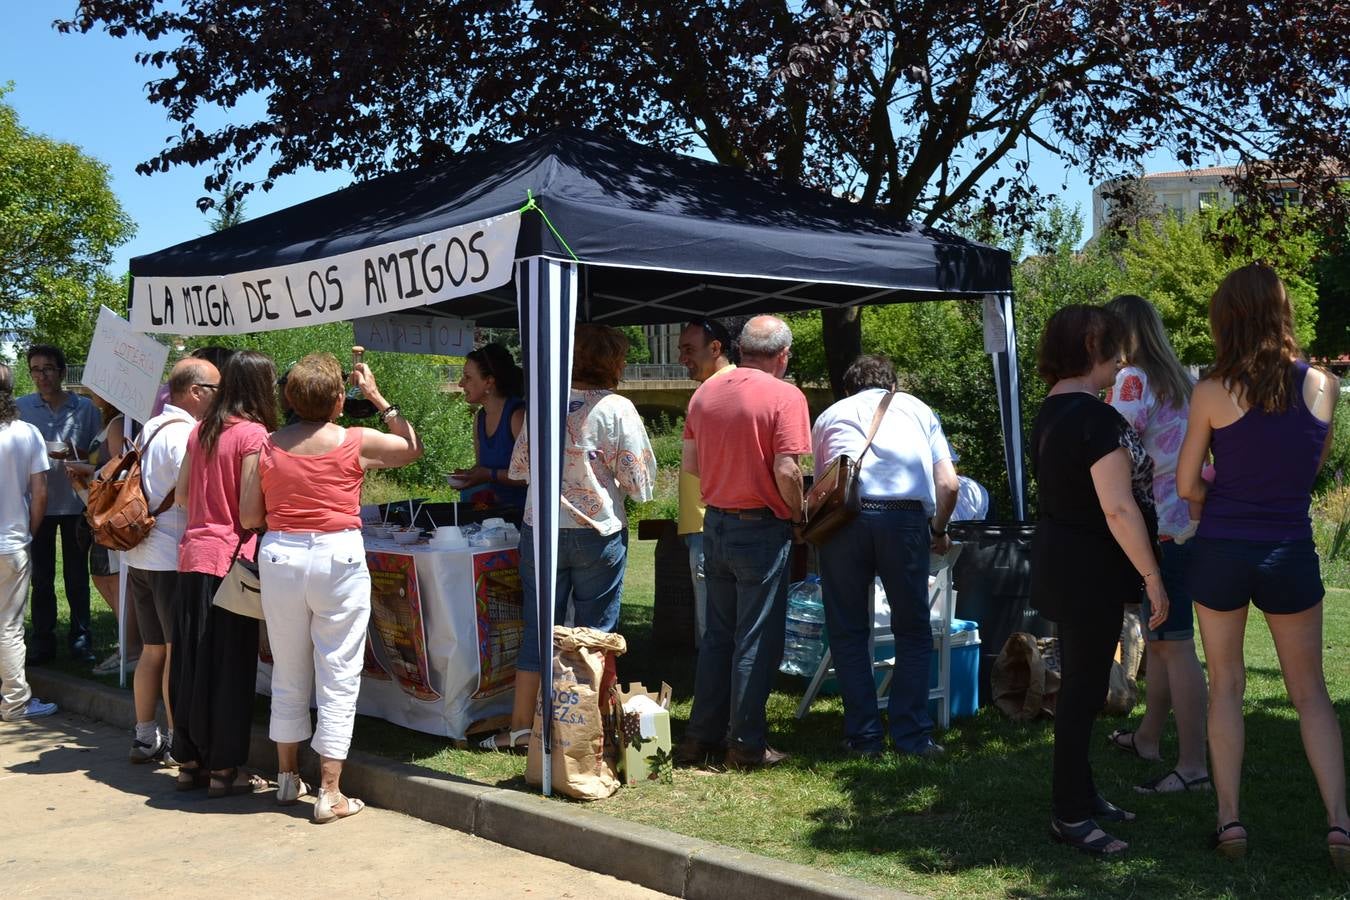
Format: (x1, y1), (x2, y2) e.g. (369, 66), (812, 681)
(616, 682), (673, 786)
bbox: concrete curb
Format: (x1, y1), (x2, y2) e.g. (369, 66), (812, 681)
(27, 669), (915, 899)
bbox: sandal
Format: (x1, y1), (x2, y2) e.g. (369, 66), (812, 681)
(176, 766), (209, 792)
(276, 771), (311, 806)
(1107, 729), (1160, 761)
(476, 728), (530, 754)
(313, 789), (365, 824)
(1329, 826), (1350, 874)
(1093, 795), (1137, 823)
(1134, 769), (1212, 794)
(1050, 818), (1128, 856)
(207, 767), (267, 799)
(1211, 820), (1248, 859)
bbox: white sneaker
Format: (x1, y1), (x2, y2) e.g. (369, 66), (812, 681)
(276, 771), (311, 806)
(3, 697), (58, 722)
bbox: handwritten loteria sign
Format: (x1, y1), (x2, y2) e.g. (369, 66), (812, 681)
(82, 306), (171, 422)
(130, 211), (520, 336)
(352, 313), (476, 357)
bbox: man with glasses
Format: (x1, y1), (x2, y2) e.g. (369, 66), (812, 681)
(677, 315), (810, 770)
(123, 357), (219, 763)
(675, 318), (737, 648)
(18, 344), (102, 665)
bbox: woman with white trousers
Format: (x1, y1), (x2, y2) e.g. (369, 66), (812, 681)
(241, 353), (421, 823)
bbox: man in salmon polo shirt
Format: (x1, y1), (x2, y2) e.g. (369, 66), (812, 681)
(676, 314), (810, 770)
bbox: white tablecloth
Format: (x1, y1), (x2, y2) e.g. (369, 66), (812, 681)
(257, 536), (523, 740)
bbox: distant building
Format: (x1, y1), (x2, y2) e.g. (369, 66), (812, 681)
(1091, 165), (1302, 240)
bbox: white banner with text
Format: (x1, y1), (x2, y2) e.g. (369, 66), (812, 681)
(130, 211), (521, 336)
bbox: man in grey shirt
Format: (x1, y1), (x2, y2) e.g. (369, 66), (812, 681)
(18, 344), (101, 665)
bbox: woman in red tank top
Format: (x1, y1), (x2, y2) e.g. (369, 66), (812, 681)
(241, 353), (422, 823)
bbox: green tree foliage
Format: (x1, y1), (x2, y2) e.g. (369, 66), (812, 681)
(185, 323), (476, 491)
(0, 84), (134, 354)
(1109, 209), (1319, 362)
(59, 3), (1350, 393)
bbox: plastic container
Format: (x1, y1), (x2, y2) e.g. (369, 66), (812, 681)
(927, 619), (981, 720)
(780, 575), (827, 677)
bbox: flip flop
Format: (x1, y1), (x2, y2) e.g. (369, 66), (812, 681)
(1329, 826), (1350, 874)
(1211, 820), (1248, 859)
(207, 767), (267, 798)
(1134, 769), (1212, 794)
(1107, 729), (1160, 761)
(475, 728), (530, 755)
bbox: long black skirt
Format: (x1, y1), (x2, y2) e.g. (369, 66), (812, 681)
(170, 571), (259, 771)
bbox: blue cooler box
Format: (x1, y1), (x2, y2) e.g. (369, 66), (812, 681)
(928, 618), (980, 720)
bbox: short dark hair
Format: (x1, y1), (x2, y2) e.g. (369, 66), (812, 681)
(26, 344), (66, 373)
(842, 354), (897, 395)
(465, 343), (524, 398)
(684, 318), (736, 362)
(572, 324), (628, 389)
(1037, 305), (1126, 385)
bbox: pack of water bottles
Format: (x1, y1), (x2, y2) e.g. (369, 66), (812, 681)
(780, 575), (826, 676)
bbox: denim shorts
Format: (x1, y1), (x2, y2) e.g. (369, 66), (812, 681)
(1140, 540), (1194, 641)
(1188, 536), (1324, 615)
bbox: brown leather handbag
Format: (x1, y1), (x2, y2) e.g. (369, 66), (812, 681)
(801, 392), (895, 547)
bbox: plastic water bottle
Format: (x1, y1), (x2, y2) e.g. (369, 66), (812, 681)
(780, 576), (826, 676)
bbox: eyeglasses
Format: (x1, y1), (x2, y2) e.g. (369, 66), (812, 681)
(29, 365), (59, 376)
(195, 383), (219, 391)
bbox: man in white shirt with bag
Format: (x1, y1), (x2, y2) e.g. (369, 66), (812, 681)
(124, 358), (218, 762)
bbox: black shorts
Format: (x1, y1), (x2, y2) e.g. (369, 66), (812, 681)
(128, 566), (179, 645)
(1188, 536), (1324, 615)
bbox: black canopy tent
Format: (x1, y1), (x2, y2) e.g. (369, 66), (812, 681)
(129, 129), (1023, 795)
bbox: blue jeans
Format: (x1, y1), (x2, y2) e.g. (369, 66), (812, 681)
(516, 523), (628, 673)
(686, 509), (792, 751)
(818, 507), (933, 752)
(684, 532), (707, 647)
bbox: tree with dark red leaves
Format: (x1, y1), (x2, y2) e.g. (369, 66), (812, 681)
(58, 1), (1350, 390)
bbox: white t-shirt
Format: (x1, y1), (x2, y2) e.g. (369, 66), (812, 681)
(124, 404), (194, 572)
(0, 419), (51, 553)
(1106, 366), (1192, 539)
(811, 389), (953, 516)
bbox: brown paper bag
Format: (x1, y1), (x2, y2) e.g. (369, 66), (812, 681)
(526, 626), (627, 800)
(992, 632), (1060, 721)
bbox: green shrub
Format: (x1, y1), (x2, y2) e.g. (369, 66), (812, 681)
(1315, 394), (1350, 496)
(644, 412), (686, 470)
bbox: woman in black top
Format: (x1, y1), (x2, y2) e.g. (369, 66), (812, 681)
(1031, 305), (1169, 856)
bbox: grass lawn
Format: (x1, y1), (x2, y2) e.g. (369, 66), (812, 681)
(32, 536), (1350, 898)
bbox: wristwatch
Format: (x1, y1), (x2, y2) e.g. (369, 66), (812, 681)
(930, 522), (948, 537)
(378, 405), (401, 422)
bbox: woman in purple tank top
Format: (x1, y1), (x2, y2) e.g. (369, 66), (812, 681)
(1177, 264), (1349, 869)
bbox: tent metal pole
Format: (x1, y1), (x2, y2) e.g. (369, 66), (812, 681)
(986, 291), (1027, 519)
(517, 257), (578, 797)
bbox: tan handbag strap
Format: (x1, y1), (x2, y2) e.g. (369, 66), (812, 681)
(856, 391), (896, 465)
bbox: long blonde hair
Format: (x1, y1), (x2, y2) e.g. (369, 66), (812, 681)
(1105, 294), (1192, 409)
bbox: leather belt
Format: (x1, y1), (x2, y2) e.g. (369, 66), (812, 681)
(859, 498), (924, 511)
(707, 505), (775, 520)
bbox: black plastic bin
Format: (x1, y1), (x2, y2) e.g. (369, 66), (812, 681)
(949, 521), (1054, 705)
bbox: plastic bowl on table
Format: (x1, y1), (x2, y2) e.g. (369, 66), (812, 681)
(392, 529), (422, 545)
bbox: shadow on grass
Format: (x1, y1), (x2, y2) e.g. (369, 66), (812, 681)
(801, 700), (1350, 899)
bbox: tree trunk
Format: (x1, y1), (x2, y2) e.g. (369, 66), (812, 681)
(820, 307), (863, 399)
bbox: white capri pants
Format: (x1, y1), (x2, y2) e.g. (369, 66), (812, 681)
(0, 549), (35, 719)
(258, 529), (370, 760)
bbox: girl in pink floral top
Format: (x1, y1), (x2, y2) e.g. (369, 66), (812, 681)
(1103, 294), (1210, 796)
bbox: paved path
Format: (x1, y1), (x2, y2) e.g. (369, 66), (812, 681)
(1, 711), (668, 899)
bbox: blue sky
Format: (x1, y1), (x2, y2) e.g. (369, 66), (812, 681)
(3, 5), (1182, 276)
